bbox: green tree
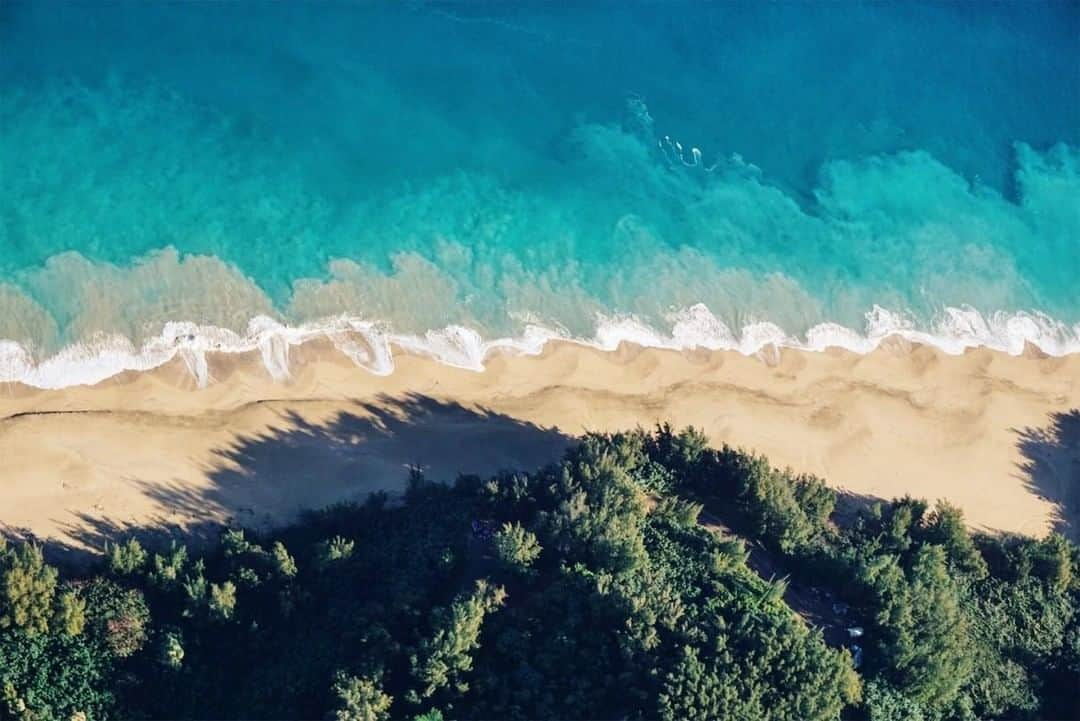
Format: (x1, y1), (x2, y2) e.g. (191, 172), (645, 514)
(791, 473), (835, 529)
(53, 590), (86, 637)
(863, 546), (971, 714)
(80, 578), (150, 658)
(709, 536), (749, 573)
(646, 423), (709, 476)
(1030, 532), (1074, 590)
(657, 645), (738, 721)
(149, 542), (188, 590)
(0, 543), (58, 635)
(652, 497), (703, 527)
(707, 447), (833, 555)
(411, 711), (444, 721)
(158, 630), (185, 670)
(271, 541), (298, 579)
(0, 630), (115, 720)
(491, 523), (541, 576)
(863, 679), (928, 721)
(332, 673), (393, 721)
(918, 501), (986, 578)
(317, 536), (356, 568)
(107, 538), (148, 577)
(0, 426), (1074, 720)
(208, 580), (237, 622)
(409, 580), (506, 703)
(877, 496), (928, 555)
(540, 446), (649, 575)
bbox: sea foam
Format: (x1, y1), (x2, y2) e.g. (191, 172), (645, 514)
(2, 304), (1078, 390)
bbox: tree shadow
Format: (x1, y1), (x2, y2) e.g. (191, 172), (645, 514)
(22, 393), (572, 566)
(1014, 409), (1080, 539)
(831, 489), (885, 529)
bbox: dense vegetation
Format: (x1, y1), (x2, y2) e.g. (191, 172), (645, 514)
(1, 426), (1077, 720)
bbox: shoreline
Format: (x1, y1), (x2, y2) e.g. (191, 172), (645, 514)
(4, 303), (1080, 391)
(1, 339), (1077, 552)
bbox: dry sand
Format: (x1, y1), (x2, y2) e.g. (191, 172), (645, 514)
(1, 339), (1077, 554)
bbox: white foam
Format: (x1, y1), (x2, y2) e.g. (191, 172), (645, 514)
(393, 323), (562, 372)
(1, 303), (1077, 389)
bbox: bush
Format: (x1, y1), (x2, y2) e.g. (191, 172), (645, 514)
(80, 578), (150, 658)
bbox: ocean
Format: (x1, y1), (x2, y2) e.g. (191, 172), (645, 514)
(1, 1), (1078, 387)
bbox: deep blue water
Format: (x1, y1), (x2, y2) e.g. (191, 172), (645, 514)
(1, 2), (1078, 384)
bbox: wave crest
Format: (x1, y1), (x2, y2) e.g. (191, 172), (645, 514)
(2, 304), (1077, 390)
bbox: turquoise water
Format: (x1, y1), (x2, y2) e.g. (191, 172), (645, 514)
(1, 2), (1078, 385)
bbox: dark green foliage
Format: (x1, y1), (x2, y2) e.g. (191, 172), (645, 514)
(859, 546), (971, 712)
(1030, 532), (1074, 590)
(651, 496), (703, 527)
(632, 426), (1079, 721)
(645, 423), (710, 477)
(0, 629), (114, 721)
(78, 578), (150, 659)
(861, 679), (928, 721)
(0, 426), (1075, 720)
(157, 629), (184, 670)
(670, 440), (835, 556)
(540, 436), (650, 575)
(919, 501), (987, 578)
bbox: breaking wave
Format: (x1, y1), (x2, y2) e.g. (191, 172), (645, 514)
(2, 303), (1078, 390)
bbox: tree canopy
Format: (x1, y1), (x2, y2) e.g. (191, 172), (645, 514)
(1, 425), (1076, 720)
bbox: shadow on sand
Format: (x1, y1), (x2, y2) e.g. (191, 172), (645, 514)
(6, 393), (572, 566)
(1015, 409), (1080, 539)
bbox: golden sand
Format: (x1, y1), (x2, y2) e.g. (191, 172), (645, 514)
(2, 339), (1077, 552)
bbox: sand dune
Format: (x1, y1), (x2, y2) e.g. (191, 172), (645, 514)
(1, 339), (1077, 554)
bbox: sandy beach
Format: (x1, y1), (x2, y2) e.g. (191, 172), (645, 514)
(1, 339), (1077, 553)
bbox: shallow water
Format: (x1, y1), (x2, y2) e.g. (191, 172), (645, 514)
(2, 2), (1078, 386)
